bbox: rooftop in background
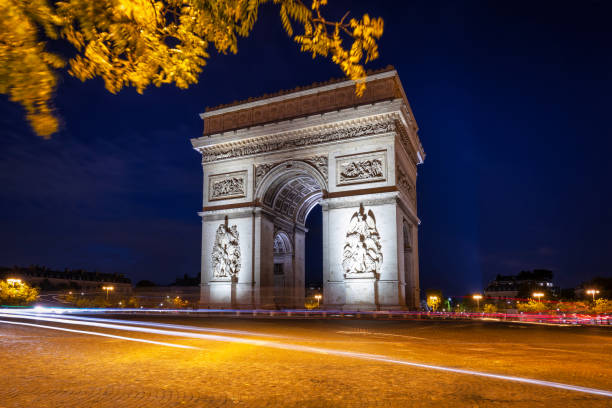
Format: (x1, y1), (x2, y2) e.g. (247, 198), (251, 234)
(0, 265), (131, 284)
(199, 66), (419, 137)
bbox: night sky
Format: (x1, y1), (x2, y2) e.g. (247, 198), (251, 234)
(1, 1), (610, 296)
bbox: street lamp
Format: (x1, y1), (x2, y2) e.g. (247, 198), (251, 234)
(102, 286), (114, 300)
(428, 295), (439, 311)
(472, 294), (482, 312)
(533, 292), (544, 302)
(6, 278), (22, 287)
(586, 289), (600, 302)
(314, 294), (322, 308)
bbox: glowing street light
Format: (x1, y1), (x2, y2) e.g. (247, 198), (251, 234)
(533, 292), (544, 302)
(586, 289), (600, 302)
(472, 294), (483, 312)
(428, 295), (439, 311)
(314, 294), (322, 308)
(6, 278), (22, 287)
(102, 286), (114, 300)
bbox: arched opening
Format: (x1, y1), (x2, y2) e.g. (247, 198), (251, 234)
(305, 203), (323, 290)
(273, 231), (293, 307)
(256, 161), (326, 308)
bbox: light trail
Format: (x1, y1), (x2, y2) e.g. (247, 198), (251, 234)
(1, 313), (611, 398)
(25, 312), (289, 339)
(0, 319), (199, 350)
(5, 306), (608, 326)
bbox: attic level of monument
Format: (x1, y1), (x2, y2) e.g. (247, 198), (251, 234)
(191, 69), (424, 311)
(198, 68), (420, 139)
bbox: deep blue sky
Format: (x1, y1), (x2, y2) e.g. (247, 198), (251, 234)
(1, 1), (610, 295)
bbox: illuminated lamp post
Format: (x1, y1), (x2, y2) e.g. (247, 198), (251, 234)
(6, 278), (22, 287)
(472, 294), (482, 312)
(314, 294), (322, 308)
(428, 295), (439, 311)
(102, 286), (114, 300)
(586, 289), (600, 302)
(533, 292), (544, 303)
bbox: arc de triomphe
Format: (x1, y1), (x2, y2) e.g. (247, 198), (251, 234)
(191, 68), (425, 310)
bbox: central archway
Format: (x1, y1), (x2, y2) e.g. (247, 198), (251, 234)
(255, 160), (326, 308)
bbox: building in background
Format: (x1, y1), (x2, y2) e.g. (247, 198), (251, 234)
(484, 269), (559, 300)
(0, 265), (132, 293)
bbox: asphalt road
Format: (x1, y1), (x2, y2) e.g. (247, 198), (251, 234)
(0, 313), (610, 407)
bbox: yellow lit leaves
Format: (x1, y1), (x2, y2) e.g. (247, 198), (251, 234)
(1, 0), (383, 137)
(293, 2), (383, 96)
(0, 0), (64, 137)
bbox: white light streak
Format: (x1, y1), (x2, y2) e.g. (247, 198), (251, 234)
(0, 319), (199, 350)
(28, 313), (288, 338)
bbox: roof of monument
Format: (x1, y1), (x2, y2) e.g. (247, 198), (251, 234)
(199, 66), (417, 136)
(203, 65), (396, 113)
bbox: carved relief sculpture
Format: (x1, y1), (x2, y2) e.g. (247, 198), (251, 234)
(202, 120), (395, 163)
(336, 150), (386, 186)
(211, 219), (241, 281)
(304, 155), (328, 179)
(254, 163), (277, 189)
(396, 165), (417, 207)
(342, 205), (383, 278)
(213, 177), (244, 197)
(340, 158), (383, 182)
(208, 171), (247, 201)
(254, 155), (328, 190)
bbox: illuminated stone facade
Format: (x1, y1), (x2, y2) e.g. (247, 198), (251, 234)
(191, 68), (425, 310)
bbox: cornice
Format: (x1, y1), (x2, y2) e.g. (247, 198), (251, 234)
(194, 113), (401, 164)
(192, 99), (405, 147)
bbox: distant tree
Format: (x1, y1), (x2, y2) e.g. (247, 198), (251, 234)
(1, 0), (383, 137)
(559, 287), (576, 300)
(0, 279), (39, 305)
(483, 303), (497, 313)
(593, 299), (611, 315)
(168, 296), (189, 308)
(172, 273), (200, 286)
(425, 289), (442, 311)
(135, 280), (157, 288)
(517, 300), (548, 313)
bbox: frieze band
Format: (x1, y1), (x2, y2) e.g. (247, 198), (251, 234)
(200, 120), (396, 163)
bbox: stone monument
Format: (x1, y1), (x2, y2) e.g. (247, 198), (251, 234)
(191, 67), (425, 310)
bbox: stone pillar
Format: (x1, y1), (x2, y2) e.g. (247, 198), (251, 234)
(199, 215), (210, 307)
(323, 192), (405, 310)
(292, 227), (306, 308)
(321, 200), (345, 309)
(408, 223), (420, 309)
(374, 200), (402, 310)
(253, 208), (275, 308)
(209, 280), (236, 307)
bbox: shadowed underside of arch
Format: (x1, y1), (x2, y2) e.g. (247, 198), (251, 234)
(259, 162), (325, 225)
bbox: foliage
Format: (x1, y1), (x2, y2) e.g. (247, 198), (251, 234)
(1, 0), (383, 137)
(168, 296), (189, 308)
(483, 303), (497, 313)
(593, 298), (611, 314)
(517, 300), (548, 313)
(63, 292), (140, 308)
(426, 289), (442, 311)
(0, 279), (39, 305)
(304, 297), (318, 309)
